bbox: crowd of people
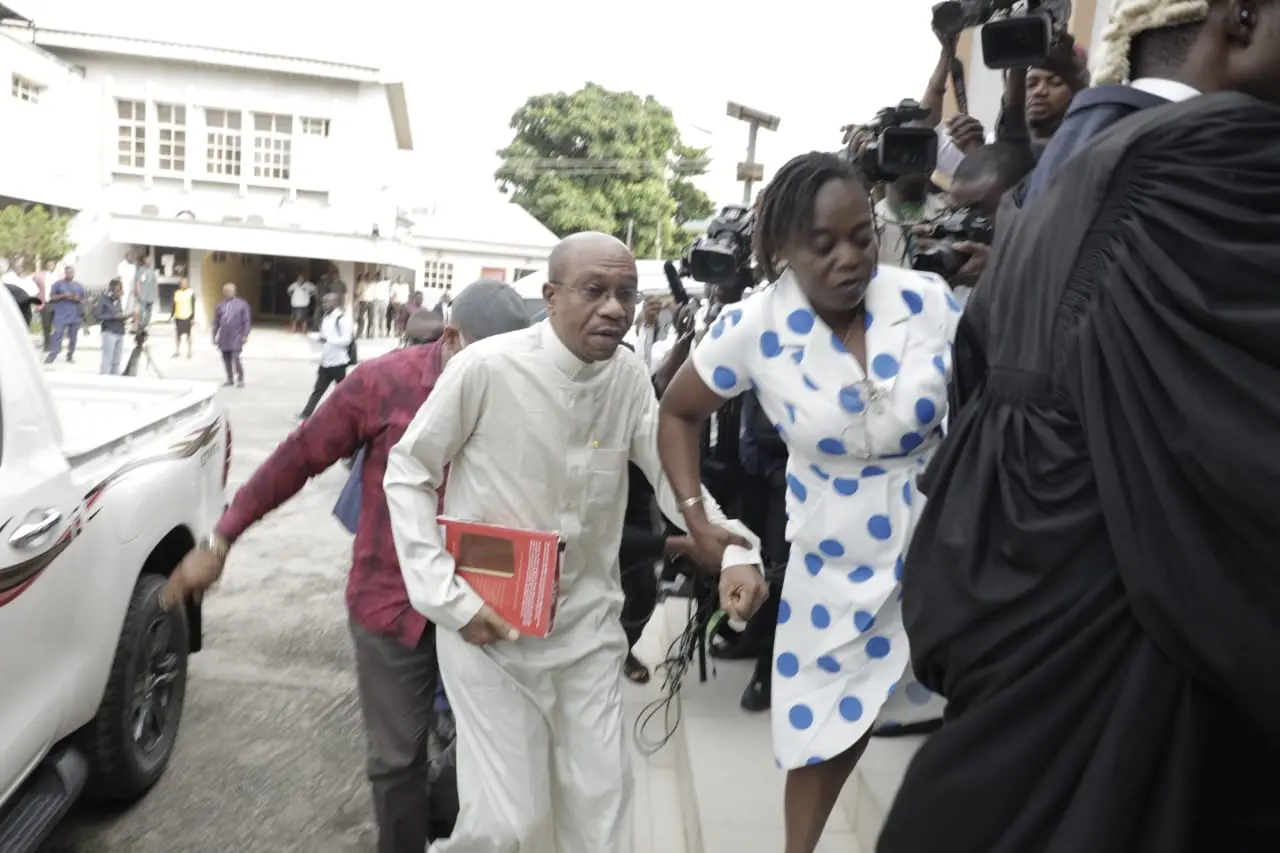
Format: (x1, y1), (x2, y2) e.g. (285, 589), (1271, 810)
(92, 0), (1280, 851)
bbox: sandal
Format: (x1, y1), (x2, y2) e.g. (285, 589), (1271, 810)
(624, 653), (651, 684)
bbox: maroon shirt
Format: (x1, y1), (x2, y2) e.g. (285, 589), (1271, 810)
(218, 341), (445, 648)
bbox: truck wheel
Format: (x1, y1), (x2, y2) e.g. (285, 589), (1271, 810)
(81, 572), (189, 801)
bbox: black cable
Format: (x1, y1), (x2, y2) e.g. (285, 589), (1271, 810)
(631, 582), (719, 757)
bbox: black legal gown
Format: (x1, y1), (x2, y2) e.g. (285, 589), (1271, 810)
(879, 92), (1280, 853)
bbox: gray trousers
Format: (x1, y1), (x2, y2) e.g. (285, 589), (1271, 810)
(100, 331), (124, 375)
(350, 618), (439, 853)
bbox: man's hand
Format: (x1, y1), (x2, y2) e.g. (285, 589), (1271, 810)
(719, 564), (768, 622)
(672, 303), (697, 337)
(160, 548), (226, 611)
(459, 605), (519, 646)
(686, 519), (754, 573)
(934, 25), (959, 56)
(952, 241), (992, 287)
(946, 114), (987, 154)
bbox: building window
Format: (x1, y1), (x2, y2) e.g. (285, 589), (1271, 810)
(156, 103), (187, 173)
(205, 109), (242, 177)
(11, 74), (43, 103)
(423, 261), (454, 292)
(299, 116), (330, 137)
(252, 113), (292, 181)
(116, 99), (146, 169)
(211, 251), (228, 263)
(512, 267), (538, 281)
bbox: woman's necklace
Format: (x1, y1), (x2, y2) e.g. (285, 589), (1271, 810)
(837, 311), (889, 413)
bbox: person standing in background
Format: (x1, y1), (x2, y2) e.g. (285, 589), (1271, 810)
(356, 274), (373, 338)
(398, 291), (424, 336)
(38, 262), (58, 351)
(298, 292), (354, 420)
(94, 279), (128, 375)
(117, 250), (138, 317)
(370, 273), (391, 338)
(134, 254), (158, 328)
(172, 277), (196, 358)
(213, 283), (251, 388)
(288, 273), (316, 334)
(45, 265), (86, 365)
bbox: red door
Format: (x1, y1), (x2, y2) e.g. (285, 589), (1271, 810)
(480, 267), (507, 282)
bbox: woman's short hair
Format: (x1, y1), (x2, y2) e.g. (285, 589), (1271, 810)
(753, 151), (870, 283)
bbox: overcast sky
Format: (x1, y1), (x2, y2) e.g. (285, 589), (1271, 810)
(24, 0), (945, 208)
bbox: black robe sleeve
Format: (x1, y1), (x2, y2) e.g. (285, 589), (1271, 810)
(882, 92), (1280, 853)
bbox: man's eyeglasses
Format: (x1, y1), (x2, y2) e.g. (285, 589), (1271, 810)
(552, 281), (642, 307)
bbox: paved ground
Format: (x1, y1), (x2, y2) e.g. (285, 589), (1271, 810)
(41, 327), (401, 853)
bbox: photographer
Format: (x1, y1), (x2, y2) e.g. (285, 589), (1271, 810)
(911, 141), (1035, 301)
(996, 33), (1092, 159)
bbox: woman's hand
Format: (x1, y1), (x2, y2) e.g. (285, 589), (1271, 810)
(685, 516), (754, 573)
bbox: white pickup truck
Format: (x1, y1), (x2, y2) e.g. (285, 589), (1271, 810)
(0, 295), (228, 851)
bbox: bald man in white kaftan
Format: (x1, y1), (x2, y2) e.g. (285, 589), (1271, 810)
(384, 320), (762, 853)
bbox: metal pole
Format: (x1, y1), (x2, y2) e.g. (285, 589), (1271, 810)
(743, 122), (760, 205)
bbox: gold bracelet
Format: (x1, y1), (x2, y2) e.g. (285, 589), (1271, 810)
(676, 495), (704, 513)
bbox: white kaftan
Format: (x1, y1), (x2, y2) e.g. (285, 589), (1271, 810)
(690, 265), (960, 770)
(384, 321), (761, 853)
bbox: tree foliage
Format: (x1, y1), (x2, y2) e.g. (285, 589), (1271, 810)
(0, 204), (75, 271)
(495, 83), (716, 260)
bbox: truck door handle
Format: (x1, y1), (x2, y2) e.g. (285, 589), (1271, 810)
(9, 509), (62, 549)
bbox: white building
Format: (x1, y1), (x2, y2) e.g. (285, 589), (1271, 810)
(0, 10), (422, 324)
(402, 198), (559, 307)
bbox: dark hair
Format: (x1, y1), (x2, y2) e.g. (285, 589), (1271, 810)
(953, 142), (1036, 192)
(1130, 21), (1204, 80)
(753, 151), (869, 283)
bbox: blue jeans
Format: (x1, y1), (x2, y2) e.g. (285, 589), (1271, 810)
(138, 300), (154, 328)
(47, 320), (80, 361)
(100, 331), (124, 375)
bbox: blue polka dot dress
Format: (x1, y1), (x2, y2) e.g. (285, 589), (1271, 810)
(691, 265), (962, 770)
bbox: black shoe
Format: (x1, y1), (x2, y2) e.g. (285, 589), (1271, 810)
(740, 672), (771, 712)
(223, 380), (235, 387)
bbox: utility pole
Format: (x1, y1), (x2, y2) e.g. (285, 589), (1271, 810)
(727, 101), (781, 205)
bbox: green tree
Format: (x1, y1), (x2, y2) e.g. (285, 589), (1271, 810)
(495, 83), (715, 260)
(0, 204), (75, 272)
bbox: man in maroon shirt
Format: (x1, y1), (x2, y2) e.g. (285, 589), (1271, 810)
(161, 280), (531, 853)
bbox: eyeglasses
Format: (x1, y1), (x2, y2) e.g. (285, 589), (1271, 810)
(552, 281), (642, 307)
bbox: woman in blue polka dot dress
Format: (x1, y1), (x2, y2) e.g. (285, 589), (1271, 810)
(659, 151), (960, 851)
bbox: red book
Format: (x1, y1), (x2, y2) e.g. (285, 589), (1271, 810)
(439, 516), (564, 638)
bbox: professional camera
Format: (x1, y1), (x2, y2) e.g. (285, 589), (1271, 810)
(931, 0), (1072, 69)
(910, 209), (994, 281)
(849, 99), (939, 185)
(686, 204), (754, 290)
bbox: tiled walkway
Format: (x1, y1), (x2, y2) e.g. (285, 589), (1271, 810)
(628, 598), (924, 853)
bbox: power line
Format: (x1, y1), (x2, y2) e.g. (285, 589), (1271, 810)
(498, 157), (710, 177)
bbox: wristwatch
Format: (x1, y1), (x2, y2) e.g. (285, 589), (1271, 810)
(200, 533), (231, 562)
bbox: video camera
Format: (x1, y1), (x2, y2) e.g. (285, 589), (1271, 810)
(686, 204), (755, 299)
(847, 99), (939, 185)
(910, 209), (994, 281)
(931, 0), (1072, 69)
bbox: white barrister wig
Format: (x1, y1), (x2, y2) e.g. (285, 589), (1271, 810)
(1093, 0), (1212, 84)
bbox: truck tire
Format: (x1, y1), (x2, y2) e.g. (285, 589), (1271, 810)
(81, 572), (190, 801)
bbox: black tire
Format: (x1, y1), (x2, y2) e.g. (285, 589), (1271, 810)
(81, 572), (190, 801)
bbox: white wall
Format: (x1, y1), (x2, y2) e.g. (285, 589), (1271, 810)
(0, 34), (96, 208)
(421, 246), (551, 292)
(43, 49), (404, 235)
